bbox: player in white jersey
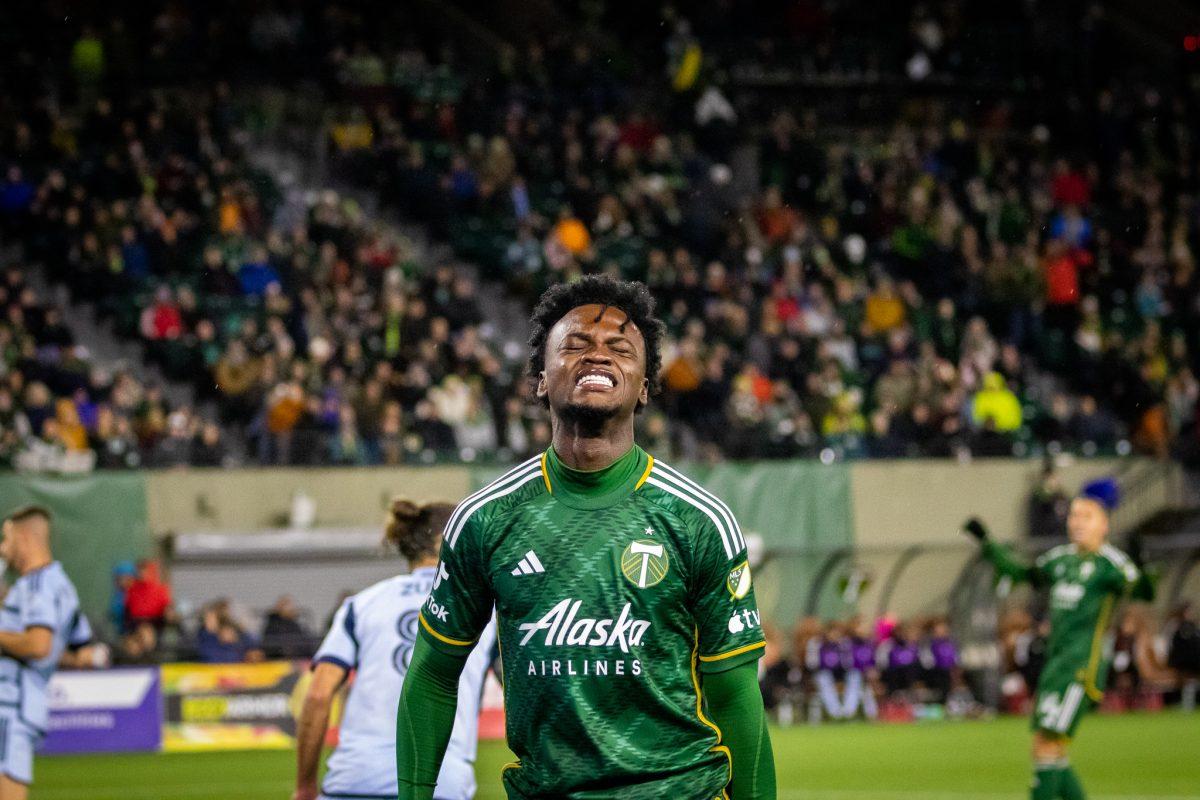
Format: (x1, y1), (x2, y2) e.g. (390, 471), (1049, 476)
(0, 506), (91, 800)
(293, 500), (496, 800)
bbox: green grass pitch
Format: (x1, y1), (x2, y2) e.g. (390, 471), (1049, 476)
(34, 713), (1200, 799)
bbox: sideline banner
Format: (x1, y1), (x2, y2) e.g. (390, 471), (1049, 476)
(161, 662), (303, 752)
(40, 668), (162, 754)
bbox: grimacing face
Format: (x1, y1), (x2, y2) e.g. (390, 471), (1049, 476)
(537, 304), (649, 423)
(1067, 497), (1109, 553)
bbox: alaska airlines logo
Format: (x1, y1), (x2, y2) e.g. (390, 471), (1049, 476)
(518, 598), (651, 654)
(1052, 582), (1085, 609)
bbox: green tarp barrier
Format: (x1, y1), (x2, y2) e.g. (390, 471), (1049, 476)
(0, 473), (153, 638)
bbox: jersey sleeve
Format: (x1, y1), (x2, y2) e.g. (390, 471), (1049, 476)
(689, 512), (766, 674)
(67, 611), (94, 648)
(1101, 547), (1155, 601)
(313, 598), (358, 671)
(418, 511), (494, 656)
(19, 582), (57, 630)
(983, 540), (1047, 587)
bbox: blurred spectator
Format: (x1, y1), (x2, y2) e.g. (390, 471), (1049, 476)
(197, 600), (264, 663)
(971, 373), (1022, 433)
(920, 619), (958, 703)
(124, 560), (172, 631)
(1028, 465), (1070, 537)
(807, 622), (849, 720)
(878, 622), (922, 697)
(108, 561), (137, 637)
(1165, 604), (1200, 683)
(844, 618), (879, 720)
(261, 595), (312, 659)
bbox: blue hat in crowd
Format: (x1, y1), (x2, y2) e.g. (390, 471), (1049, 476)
(1080, 477), (1120, 511)
(113, 560), (137, 577)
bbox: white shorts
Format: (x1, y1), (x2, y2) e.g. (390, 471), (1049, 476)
(320, 756), (475, 800)
(0, 710), (36, 786)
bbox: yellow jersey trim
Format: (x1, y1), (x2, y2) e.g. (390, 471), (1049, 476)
(635, 455), (655, 489)
(540, 451), (553, 493)
(698, 640), (767, 663)
(691, 628), (733, 784)
(1081, 594), (1114, 701)
(418, 611), (477, 647)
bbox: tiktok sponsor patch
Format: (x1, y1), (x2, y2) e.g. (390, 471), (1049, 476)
(424, 595), (450, 622)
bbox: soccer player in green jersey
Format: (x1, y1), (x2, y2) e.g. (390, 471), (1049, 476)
(397, 276), (776, 799)
(963, 478), (1154, 800)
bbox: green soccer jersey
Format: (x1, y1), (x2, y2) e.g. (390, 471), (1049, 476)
(419, 445), (767, 800)
(983, 540), (1150, 699)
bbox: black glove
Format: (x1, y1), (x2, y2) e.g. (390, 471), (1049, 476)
(963, 517), (989, 542)
(1127, 533), (1145, 569)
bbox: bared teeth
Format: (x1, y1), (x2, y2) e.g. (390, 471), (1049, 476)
(578, 374), (614, 388)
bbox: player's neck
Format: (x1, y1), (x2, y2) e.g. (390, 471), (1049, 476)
(18, 553), (52, 575)
(550, 419), (636, 471)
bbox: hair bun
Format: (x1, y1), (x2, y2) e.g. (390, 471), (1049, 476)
(389, 499), (421, 523)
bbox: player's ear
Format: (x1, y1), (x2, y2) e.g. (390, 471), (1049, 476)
(536, 371), (548, 399)
(638, 376), (649, 408)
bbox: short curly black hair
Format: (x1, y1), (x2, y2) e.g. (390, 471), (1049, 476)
(527, 276), (665, 409)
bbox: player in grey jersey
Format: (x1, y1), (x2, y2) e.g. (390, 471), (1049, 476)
(0, 506), (91, 800)
(293, 500), (495, 800)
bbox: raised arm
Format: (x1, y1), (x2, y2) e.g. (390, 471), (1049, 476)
(963, 518), (1045, 587)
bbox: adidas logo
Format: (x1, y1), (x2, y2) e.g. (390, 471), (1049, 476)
(511, 550), (545, 577)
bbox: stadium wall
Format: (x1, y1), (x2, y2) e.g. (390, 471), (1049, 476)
(0, 458), (1182, 629)
(144, 466), (472, 531)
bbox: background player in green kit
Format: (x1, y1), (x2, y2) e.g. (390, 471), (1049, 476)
(397, 276), (776, 799)
(962, 479), (1154, 800)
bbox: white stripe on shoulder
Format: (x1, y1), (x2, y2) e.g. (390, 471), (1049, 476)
(1100, 544), (1131, 566)
(652, 461), (745, 551)
(644, 476), (735, 558)
(1036, 544), (1076, 566)
(1100, 544), (1138, 581)
(446, 465), (544, 549)
(443, 456), (542, 543)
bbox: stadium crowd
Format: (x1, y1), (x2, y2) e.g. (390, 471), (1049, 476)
(759, 616), (973, 723)
(756, 603), (1200, 724)
(107, 561), (320, 664)
(330, 31), (1200, 463)
(2, 1), (1199, 469)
